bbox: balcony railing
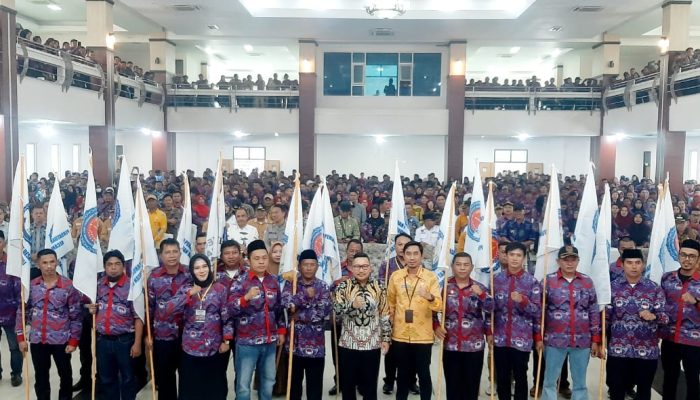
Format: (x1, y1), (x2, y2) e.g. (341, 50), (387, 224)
(164, 85), (299, 110)
(465, 87), (601, 114)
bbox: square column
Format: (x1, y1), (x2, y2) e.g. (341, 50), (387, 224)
(446, 40), (466, 181)
(0, 0), (18, 202)
(298, 39), (317, 177)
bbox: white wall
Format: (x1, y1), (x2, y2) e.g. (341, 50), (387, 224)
(18, 78), (104, 126)
(466, 111), (599, 137)
(19, 126), (90, 176)
(462, 136), (591, 178)
(316, 135), (446, 180)
(316, 108), (447, 136)
(168, 109), (298, 134)
(116, 131), (153, 172)
(174, 132), (299, 175)
(614, 137), (656, 179)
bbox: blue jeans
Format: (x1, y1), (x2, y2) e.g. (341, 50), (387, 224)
(234, 343), (276, 400)
(542, 346), (590, 400)
(0, 324), (22, 377)
(96, 334), (137, 400)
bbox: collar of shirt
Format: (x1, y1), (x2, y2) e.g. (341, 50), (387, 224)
(152, 264), (187, 278)
(102, 273), (127, 287)
(33, 275), (66, 289)
(555, 269), (583, 281)
(505, 268), (525, 278)
(674, 270), (700, 282)
(247, 270), (269, 281)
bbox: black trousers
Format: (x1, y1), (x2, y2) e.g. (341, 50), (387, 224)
(31, 343), (73, 400)
(383, 343), (398, 386)
(532, 348), (569, 389)
(607, 356), (657, 400)
(290, 356), (324, 400)
(393, 341), (432, 400)
(443, 350), (483, 400)
(77, 311), (92, 384)
(331, 321), (342, 385)
(339, 347), (380, 400)
(661, 339), (700, 400)
(494, 346), (529, 400)
(153, 339), (181, 400)
(179, 352), (226, 400)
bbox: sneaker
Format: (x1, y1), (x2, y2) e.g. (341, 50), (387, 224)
(11, 375), (22, 387)
(625, 388), (636, 399)
(410, 384), (420, 395)
(382, 383), (393, 395)
(72, 380), (88, 392)
(328, 385), (338, 396)
(559, 387), (572, 399)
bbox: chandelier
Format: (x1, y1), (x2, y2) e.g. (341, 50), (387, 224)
(365, 1), (407, 19)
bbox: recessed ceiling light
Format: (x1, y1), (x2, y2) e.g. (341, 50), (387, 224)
(243, 44), (254, 52)
(204, 47), (214, 55)
(47, 4), (62, 11)
(552, 48), (562, 57)
(510, 47), (521, 54)
(232, 131), (250, 138)
(375, 135), (386, 144)
(274, 132), (279, 137)
(516, 133), (530, 141)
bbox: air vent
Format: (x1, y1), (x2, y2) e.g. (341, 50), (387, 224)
(247, 52), (263, 57)
(572, 6), (604, 12)
(370, 28), (395, 37)
(208, 24), (220, 30)
(549, 26), (563, 32)
(214, 54), (226, 61)
(497, 54), (514, 58)
(171, 4), (201, 11)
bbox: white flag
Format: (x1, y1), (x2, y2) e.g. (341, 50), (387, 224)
(646, 178), (680, 283)
(302, 179), (341, 285)
(385, 162), (411, 261)
(534, 165), (564, 281)
(430, 184), (456, 287)
(73, 155), (104, 303)
(590, 183), (612, 307)
(573, 163), (598, 273)
(280, 176), (304, 277)
(130, 180), (159, 322)
(205, 156), (226, 261)
(466, 165), (497, 286)
(108, 156), (135, 260)
(45, 177), (74, 277)
(177, 174), (194, 265)
(7, 156), (32, 296)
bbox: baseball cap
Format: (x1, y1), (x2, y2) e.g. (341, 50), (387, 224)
(557, 245), (579, 259)
(104, 187), (115, 194)
(263, 193), (274, 200)
(145, 194), (157, 202)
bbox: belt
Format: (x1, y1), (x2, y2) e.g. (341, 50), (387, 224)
(97, 332), (135, 341)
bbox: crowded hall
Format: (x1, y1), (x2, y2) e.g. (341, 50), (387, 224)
(3, 1), (700, 400)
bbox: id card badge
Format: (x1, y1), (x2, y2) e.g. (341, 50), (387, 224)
(195, 309), (206, 323)
(405, 309), (414, 324)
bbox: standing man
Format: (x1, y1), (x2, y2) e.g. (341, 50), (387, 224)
(349, 189), (367, 225)
(17, 249), (82, 400)
(89, 250), (143, 400)
(541, 246), (601, 400)
(146, 239), (191, 400)
(334, 202), (361, 243)
(229, 239), (286, 400)
(499, 204), (537, 248)
(0, 231), (22, 386)
(281, 249), (332, 400)
(660, 239), (700, 400)
(249, 205), (269, 239)
(387, 241), (442, 400)
(414, 213), (440, 247)
(606, 249), (668, 400)
(333, 252), (391, 400)
(609, 237), (635, 283)
(146, 194), (167, 247)
(162, 194), (183, 238)
(227, 208), (259, 250)
(492, 242), (542, 400)
(263, 204), (286, 248)
(29, 204), (47, 279)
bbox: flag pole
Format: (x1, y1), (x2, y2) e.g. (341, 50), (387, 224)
(597, 311), (606, 400)
(91, 314), (97, 400)
(285, 173), (301, 400)
(139, 201), (158, 400)
(18, 154), (31, 400)
(533, 187), (554, 399)
(435, 185), (456, 400)
(487, 181), (496, 400)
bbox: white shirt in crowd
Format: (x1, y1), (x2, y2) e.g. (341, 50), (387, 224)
(414, 224), (440, 247)
(225, 219), (260, 249)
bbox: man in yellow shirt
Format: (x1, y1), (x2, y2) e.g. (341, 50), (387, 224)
(146, 194), (167, 247)
(387, 241), (442, 400)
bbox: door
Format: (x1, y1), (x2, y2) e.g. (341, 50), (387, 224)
(643, 151), (651, 178)
(479, 162), (495, 178)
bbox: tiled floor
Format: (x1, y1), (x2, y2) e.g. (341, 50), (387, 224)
(0, 334), (662, 399)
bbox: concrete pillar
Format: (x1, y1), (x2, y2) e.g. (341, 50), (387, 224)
(148, 32), (176, 84)
(0, 0), (18, 202)
(591, 33), (621, 77)
(592, 76), (617, 183)
(86, 0), (116, 186)
(446, 40), (466, 181)
(298, 39), (317, 176)
(555, 65), (564, 87)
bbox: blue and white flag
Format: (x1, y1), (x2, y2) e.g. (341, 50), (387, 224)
(205, 155), (226, 261)
(534, 165), (564, 281)
(130, 180), (159, 322)
(646, 178), (680, 283)
(177, 173), (194, 265)
(466, 164), (497, 286)
(45, 177), (74, 276)
(108, 156), (135, 260)
(590, 183), (612, 307)
(280, 175), (304, 278)
(430, 184), (456, 288)
(384, 162), (411, 270)
(573, 162), (598, 273)
(73, 154), (103, 302)
(302, 178), (341, 285)
(7, 156), (32, 296)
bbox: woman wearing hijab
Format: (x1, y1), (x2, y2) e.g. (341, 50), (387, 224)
(361, 207), (386, 243)
(165, 254), (233, 400)
(615, 206), (634, 231)
(627, 213), (651, 247)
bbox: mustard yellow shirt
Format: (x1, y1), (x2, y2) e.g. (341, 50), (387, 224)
(387, 267), (442, 344)
(148, 209), (167, 246)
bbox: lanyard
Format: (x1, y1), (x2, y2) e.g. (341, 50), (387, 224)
(197, 284), (213, 307)
(404, 276), (419, 308)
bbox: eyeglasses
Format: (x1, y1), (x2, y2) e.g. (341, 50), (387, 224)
(353, 264), (371, 270)
(679, 253), (698, 260)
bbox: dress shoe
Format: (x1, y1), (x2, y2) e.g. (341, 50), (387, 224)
(559, 386), (572, 399)
(11, 375), (22, 387)
(410, 383), (420, 395)
(383, 383), (393, 394)
(72, 380), (88, 392)
(328, 385), (338, 396)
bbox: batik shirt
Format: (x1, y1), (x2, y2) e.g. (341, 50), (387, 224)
(333, 277), (391, 351)
(492, 268), (542, 352)
(95, 274), (137, 336)
(378, 257), (404, 285)
(660, 270), (700, 347)
(542, 271), (601, 349)
(500, 220), (537, 243)
(442, 277), (494, 352)
(281, 276), (332, 358)
(606, 277), (668, 360)
(166, 282), (233, 357)
(16, 276), (82, 347)
(147, 264), (192, 341)
(609, 259), (624, 284)
(0, 255), (20, 326)
(216, 263), (249, 290)
(229, 271), (286, 346)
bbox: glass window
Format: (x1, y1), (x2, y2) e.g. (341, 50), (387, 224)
(323, 53), (352, 96)
(511, 150), (528, 162)
(26, 143), (36, 175)
(412, 53), (441, 96)
(353, 65), (364, 84)
(494, 150), (511, 162)
(400, 53), (413, 63)
(352, 86), (364, 96)
(494, 149), (528, 174)
(365, 53), (398, 96)
(353, 53), (365, 63)
(72, 144), (81, 171)
(234, 146), (265, 174)
(50, 144), (60, 173)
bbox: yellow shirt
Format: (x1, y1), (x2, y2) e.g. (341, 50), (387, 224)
(387, 267), (442, 344)
(148, 209), (167, 246)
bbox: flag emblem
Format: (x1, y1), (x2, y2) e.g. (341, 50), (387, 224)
(467, 201), (482, 241)
(80, 208), (100, 254)
(113, 201), (122, 225)
(311, 227), (323, 257)
(665, 229), (679, 260)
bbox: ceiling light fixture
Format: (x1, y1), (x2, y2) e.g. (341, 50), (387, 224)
(243, 44), (254, 52)
(516, 133), (530, 141)
(551, 48), (562, 57)
(510, 47), (521, 54)
(207, 24), (220, 30)
(374, 135), (386, 144)
(47, 4), (62, 11)
(549, 26), (563, 32)
(365, 1), (407, 19)
(232, 131), (250, 138)
(658, 37), (670, 54)
(39, 125), (55, 137)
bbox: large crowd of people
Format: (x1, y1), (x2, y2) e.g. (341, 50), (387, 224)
(0, 167), (699, 400)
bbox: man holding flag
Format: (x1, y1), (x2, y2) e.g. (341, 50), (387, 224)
(45, 177), (74, 277)
(0, 230), (22, 387)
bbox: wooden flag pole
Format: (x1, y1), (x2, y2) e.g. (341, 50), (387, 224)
(331, 313), (340, 400)
(487, 181), (496, 400)
(139, 204), (158, 400)
(91, 314), (97, 400)
(435, 185), (456, 400)
(597, 311), (607, 400)
(533, 191), (553, 399)
(285, 174), (301, 400)
(20, 286), (30, 400)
